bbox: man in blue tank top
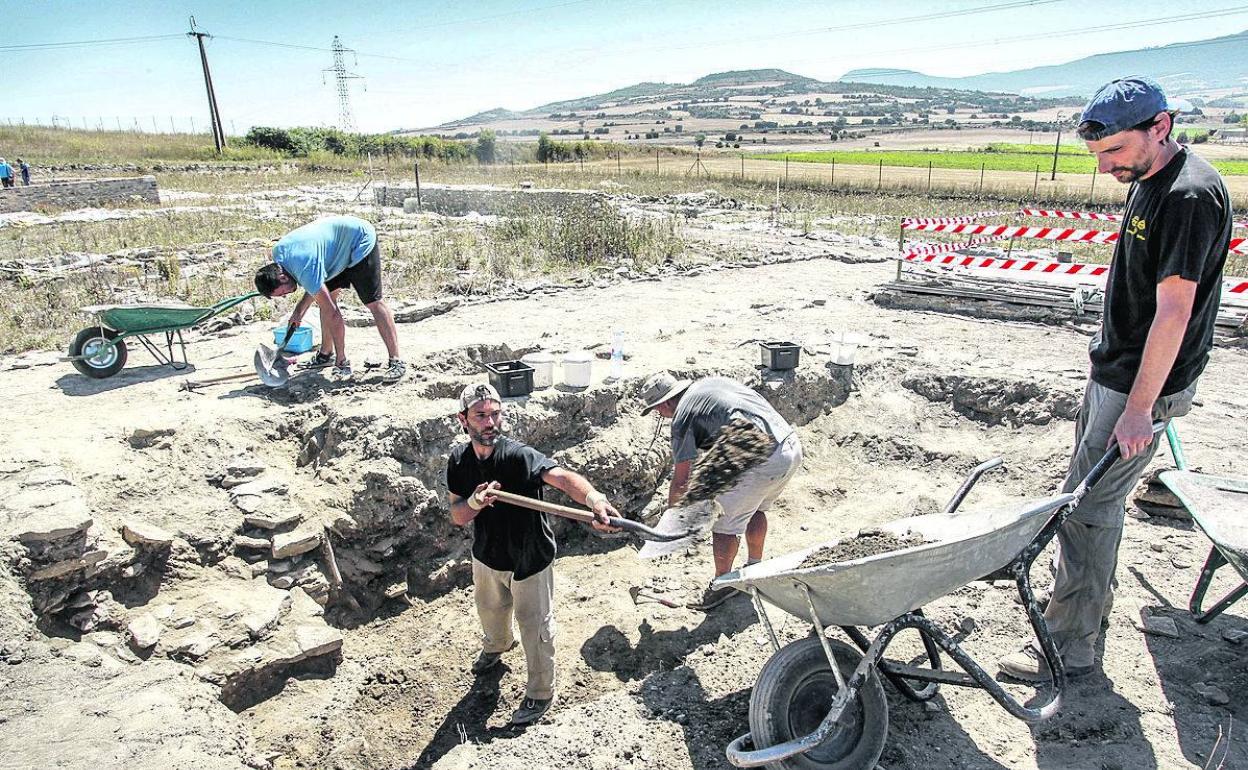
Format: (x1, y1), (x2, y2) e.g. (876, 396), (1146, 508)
(254, 215), (405, 382)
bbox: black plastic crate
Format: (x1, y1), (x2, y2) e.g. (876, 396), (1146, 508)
(485, 360), (535, 397)
(759, 341), (801, 370)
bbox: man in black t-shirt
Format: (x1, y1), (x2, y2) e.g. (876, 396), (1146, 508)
(1000, 76), (1232, 683)
(446, 383), (619, 725)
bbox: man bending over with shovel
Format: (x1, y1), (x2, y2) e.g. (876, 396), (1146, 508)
(447, 383), (618, 726)
(254, 214), (405, 383)
(640, 372), (803, 610)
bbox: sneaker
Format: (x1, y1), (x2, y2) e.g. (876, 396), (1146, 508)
(471, 640), (516, 674)
(998, 644), (1093, 683)
(688, 583), (736, 611)
(331, 361), (353, 381)
(382, 358), (407, 384)
(297, 351), (334, 371)
(510, 695), (554, 725)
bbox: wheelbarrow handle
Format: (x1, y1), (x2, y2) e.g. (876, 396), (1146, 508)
(943, 457), (1004, 514)
(1069, 420), (1168, 506)
(488, 490), (686, 542)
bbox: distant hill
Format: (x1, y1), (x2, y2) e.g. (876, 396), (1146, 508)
(428, 67), (1067, 132)
(841, 30), (1248, 97)
(692, 69), (816, 87)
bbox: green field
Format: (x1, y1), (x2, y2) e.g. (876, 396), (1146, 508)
(749, 143), (1248, 176)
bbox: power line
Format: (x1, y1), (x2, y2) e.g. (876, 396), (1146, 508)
(213, 1), (599, 64)
(0, 34), (183, 52)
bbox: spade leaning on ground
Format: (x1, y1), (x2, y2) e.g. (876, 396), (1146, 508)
(639, 372), (803, 611)
(446, 383), (619, 727)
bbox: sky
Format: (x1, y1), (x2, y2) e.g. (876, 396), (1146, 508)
(2, 0), (1244, 134)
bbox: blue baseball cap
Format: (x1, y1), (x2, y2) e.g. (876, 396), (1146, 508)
(1079, 76), (1176, 141)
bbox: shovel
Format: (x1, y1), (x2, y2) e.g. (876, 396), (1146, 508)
(254, 321), (298, 388)
(489, 490), (693, 543)
(636, 499), (722, 559)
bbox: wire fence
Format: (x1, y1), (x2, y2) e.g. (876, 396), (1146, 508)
(2, 116), (239, 136)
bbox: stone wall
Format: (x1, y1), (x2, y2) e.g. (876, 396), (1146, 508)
(374, 183), (600, 216)
(0, 176), (160, 213)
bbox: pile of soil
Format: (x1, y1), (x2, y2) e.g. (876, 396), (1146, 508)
(682, 417), (774, 503)
(798, 531), (930, 568)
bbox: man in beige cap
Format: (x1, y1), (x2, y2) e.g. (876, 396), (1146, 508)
(640, 372), (802, 609)
(446, 383), (619, 725)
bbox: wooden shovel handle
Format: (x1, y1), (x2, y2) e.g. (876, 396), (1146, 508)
(488, 489), (690, 542)
(490, 489), (596, 523)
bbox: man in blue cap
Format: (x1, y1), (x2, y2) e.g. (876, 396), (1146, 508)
(999, 76), (1232, 682)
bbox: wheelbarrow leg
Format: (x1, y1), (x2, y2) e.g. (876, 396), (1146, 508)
(1190, 546), (1248, 624)
(749, 587), (781, 654)
(843, 612), (943, 702)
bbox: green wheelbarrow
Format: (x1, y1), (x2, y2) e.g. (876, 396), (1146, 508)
(67, 292), (260, 379)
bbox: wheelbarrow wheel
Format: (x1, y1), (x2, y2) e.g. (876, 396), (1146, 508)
(69, 327), (127, 379)
(748, 635), (887, 770)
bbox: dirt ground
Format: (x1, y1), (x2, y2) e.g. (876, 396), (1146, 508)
(1, 184), (1247, 770)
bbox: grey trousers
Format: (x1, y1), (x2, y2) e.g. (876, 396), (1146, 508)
(472, 558), (556, 700)
(1044, 379), (1195, 668)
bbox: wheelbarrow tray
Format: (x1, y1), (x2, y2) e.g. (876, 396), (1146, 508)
(716, 493), (1073, 627)
(81, 303), (219, 334)
(1159, 470), (1248, 622)
(69, 292), (259, 378)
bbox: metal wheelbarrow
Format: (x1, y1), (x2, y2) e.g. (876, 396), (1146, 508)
(716, 445), (1125, 769)
(67, 292), (259, 379)
(1159, 470), (1248, 624)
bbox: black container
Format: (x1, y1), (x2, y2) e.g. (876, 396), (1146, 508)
(485, 360), (535, 397)
(760, 341), (801, 370)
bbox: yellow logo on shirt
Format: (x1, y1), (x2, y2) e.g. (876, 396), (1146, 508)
(1126, 215), (1147, 242)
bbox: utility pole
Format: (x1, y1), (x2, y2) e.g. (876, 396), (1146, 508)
(187, 17), (225, 153)
(1050, 112), (1064, 181)
(324, 36), (364, 132)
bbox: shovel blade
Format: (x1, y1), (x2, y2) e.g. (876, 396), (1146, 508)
(253, 343), (290, 388)
(637, 500), (721, 559)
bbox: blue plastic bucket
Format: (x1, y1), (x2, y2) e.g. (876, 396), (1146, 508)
(273, 325), (314, 354)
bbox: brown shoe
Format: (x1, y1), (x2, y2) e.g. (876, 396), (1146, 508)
(998, 644), (1093, 683)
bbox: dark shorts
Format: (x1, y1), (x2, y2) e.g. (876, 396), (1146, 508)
(325, 242), (383, 304)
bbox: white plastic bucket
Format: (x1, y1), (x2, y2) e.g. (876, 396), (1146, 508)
(562, 350), (593, 388)
(521, 352), (555, 389)
(833, 332), (860, 366)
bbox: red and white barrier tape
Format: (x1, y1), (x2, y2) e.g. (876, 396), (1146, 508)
(1020, 208), (1122, 222)
(901, 221), (1121, 244)
(901, 216), (980, 226)
(901, 235), (1009, 258)
(901, 250), (1248, 294)
(901, 210), (1006, 226)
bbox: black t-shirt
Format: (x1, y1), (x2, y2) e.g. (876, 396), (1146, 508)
(446, 437), (558, 580)
(1091, 148), (1232, 396)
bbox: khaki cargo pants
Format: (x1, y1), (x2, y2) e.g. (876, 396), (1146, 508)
(472, 558), (556, 700)
(1044, 379), (1196, 669)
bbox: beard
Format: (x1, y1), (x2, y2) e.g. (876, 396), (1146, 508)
(1109, 160), (1151, 183)
(467, 424), (501, 446)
